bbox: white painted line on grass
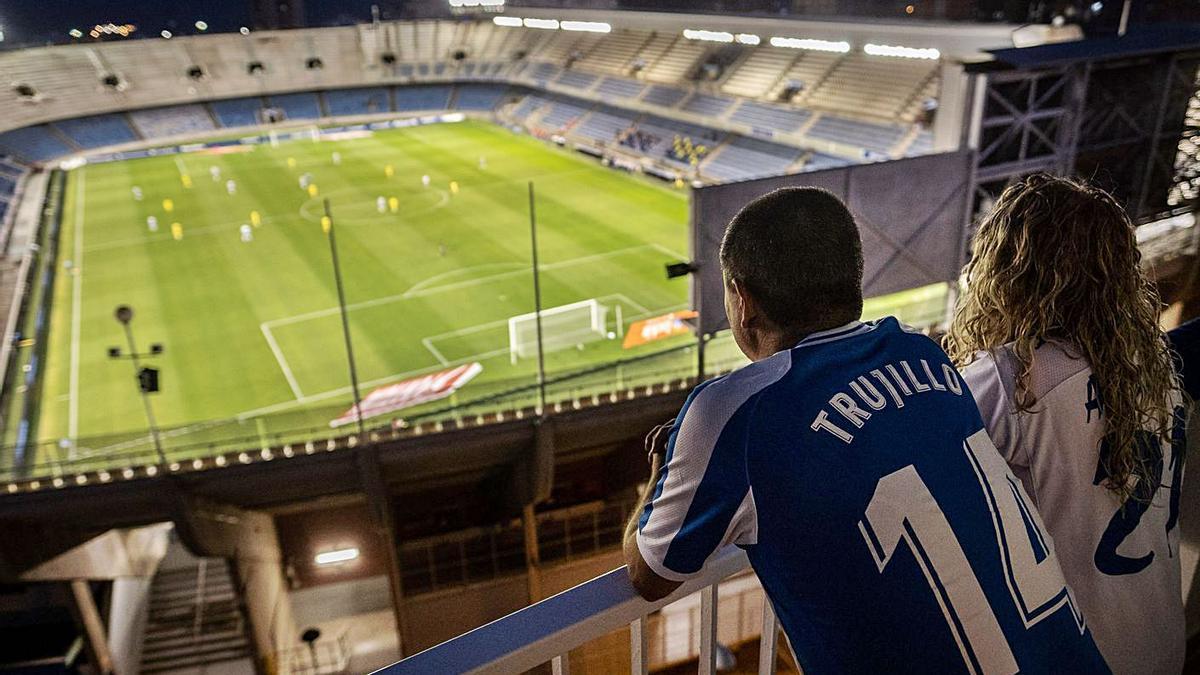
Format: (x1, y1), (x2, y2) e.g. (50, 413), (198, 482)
(260, 323), (305, 400)
(421, 337), (450, 366)
(68, 169), (85, 441)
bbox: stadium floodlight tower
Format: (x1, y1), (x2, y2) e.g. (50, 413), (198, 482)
(109, 305), (167, 466)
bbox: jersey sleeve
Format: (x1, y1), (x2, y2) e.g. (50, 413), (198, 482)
(961, 350), (1028, 467)
(636, 378), (758, 582)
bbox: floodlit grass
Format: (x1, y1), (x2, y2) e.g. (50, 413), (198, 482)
(7, 119), (947, 474)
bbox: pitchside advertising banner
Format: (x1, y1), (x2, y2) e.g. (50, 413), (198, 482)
(330, 362), (482, 428)
(690, 150), (973, 335)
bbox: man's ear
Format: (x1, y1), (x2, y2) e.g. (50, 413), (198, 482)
(730, 278), (759, 332)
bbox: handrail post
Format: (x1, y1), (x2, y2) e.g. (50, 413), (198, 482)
(551, 653), (571, 675)
(758, 598), (779, 675)
(631, 616), (649, 675)
(699, 584), (718, 675)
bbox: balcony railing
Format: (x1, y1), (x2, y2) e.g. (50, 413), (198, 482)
(380, 546), (782, 675)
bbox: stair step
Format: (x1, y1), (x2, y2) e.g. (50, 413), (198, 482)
(143, 631), (247, 655)
(140, 647), (251, 674)
(145, 623), (245, 644)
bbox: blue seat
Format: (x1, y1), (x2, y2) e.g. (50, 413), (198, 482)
(53, 114), (139, 149)
(681, 94), (734, 117)
(557, 70), (598, 90)
(730, 101), (810, 134)
(642, 86), (688, 108)
(210, 98), (264, 127)
(325, 88), (392, 116)
(0, 126), (78, 162)
(394, 85), (453, 111)
(704, 136), (802, 182)
(128, 105), (216, 139)
(267, 93), (322, 120)
(806, 115), (905, 155)
(595, 77), (644, 100)
(456, 84), (510, 111)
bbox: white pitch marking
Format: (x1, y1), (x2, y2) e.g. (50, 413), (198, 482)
(421, 337), (450, 366)
(260, 323), (305, 400)
(173, 155), (190, 178)
(67, 169), (85, 440)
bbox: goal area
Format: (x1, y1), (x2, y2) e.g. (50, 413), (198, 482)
(508, 299), (608, 364)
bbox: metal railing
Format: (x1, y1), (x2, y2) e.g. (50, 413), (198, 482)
(277, 629), (351, 675)
(381, 546), (780, 675)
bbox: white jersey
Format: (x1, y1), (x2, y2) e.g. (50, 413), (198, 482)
(226, 179), (237, 195)
(239, 224), (252, 242)
(963, 341), (1185, 675)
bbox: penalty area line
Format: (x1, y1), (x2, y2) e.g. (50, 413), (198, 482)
(260, 322), (305, 400)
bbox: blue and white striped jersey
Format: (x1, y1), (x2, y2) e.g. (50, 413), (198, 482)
(637, 318), (1109, 674)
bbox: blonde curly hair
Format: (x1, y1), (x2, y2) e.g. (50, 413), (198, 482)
(944, 173), (1178, 504)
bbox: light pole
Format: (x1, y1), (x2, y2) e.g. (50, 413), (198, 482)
(323, 200), (366, 437)
(110, 305), (167, 466)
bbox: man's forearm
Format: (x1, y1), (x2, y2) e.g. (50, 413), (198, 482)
(623, 453), (663, 548)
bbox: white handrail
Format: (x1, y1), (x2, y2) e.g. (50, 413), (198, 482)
(379, 547), (757, 674)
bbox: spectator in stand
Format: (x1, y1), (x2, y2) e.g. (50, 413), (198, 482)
(623, 187), (1107, 673)
(945, 174), (1185, 675)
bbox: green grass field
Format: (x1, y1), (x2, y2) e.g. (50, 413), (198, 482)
(5, 119), (947, 475)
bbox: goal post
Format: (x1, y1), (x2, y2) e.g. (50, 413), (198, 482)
(509, 299), (608, 364)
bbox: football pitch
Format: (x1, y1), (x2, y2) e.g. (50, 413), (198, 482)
(8, 119), (946, 473)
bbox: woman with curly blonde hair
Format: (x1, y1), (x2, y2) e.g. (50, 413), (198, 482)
(947, 173), (1186, 675)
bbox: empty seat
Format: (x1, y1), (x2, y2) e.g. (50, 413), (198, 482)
(0, 126), (75, 163)
(53, 114), (139, 148)
(681, 94), (734, 117)
(394, 85), (453, 111)
(128, 105), (215, 138)
(324, 87), (392, 116)
(703, 136), (802, 182)
(594, 77), (645, 100)
(641, 85), (687, 108)
(210, 98), (264, 128)
(456, 84), (510, 111)
(805, 115), (905, 155)
(265, 93), (322, 120)
(729, 101), (809, 133)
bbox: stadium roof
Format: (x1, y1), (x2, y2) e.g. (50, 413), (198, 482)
(970, 23), (1200, 72)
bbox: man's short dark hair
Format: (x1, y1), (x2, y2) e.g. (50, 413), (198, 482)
(720, 187), (864, 333)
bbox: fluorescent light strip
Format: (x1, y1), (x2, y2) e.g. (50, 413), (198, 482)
(769, 36), (851, 53)
(523, 18), (560, 30)
(314, 547), (360, 565)
(493, 16), (522, 27)
(683, 29), (734, 43)
(449, 0), (504, 6)
(863, 43), (940, 59)
(736, 33), (761, 45)
(561, 21), (611, 33)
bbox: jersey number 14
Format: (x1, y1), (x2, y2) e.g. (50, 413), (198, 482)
(858, 430), (1084, 675)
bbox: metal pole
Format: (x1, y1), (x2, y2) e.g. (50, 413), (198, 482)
(324, 199), (366, 437)
(1118, 0), (1132, 37)
(121, 321), (166, 466)
(528, 182), (547, 414)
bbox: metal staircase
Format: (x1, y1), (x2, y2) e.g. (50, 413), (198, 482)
(140, 558), (252, 674)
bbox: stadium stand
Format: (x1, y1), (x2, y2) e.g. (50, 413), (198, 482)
(804, 151), (853, 171)
(556, 70), (599, 91)
(594, 77), (646, 100)
(770, 51), (843, 102)
(209, 98), (265, 128)
(721, 48), (798, 99)
(0, 126), (76, 163)
(681, 93), (735, 117)
(805, 114), (906, 155)
(729, 100), (810, 133)
(394, 84), (454, 111)
(455, 84), (511, 111)
(540, 96), (592, 131)
(805, 54), (939, 121)
(573, 106), (637, 144)
(703, 136), (803, 181)
(128, 105), (216, 138)
(266, 92), (323, 120)
(643, 37), (706, 83)
(324, 87), (392, 116)
(52, 114), (140, 149)
(641, 85), (689, 108)
(907, 129), (935, 156)
(584, 31), (648, 75)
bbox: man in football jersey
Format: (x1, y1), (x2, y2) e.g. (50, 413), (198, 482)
(623, 187), (1109, 673)
(946, 174), (1184, 675)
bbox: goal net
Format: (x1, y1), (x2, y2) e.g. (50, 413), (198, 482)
(509, 299), (608, 364)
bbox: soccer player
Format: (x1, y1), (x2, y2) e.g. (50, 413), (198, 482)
(210, 166), (221, 182)
(239, 224), (253, 243)
(332, 151), (341, 166)
(299, 174), (310, 190)
(946, 174), (1184, 675)
(376, 196), (387, 214)
(421, 174), (431, 188)
(226, 179), (237, 195)
(146, 215), (158, 232)
(131, 186), (143, 201)
(478, 155), (487, 170)
(623, 188), (1108, 673)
